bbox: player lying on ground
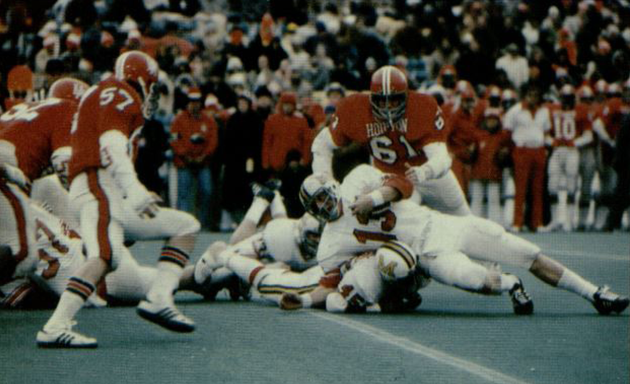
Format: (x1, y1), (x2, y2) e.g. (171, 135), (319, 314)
(281, 159), (629, 315)
(0, 201), (211, 309)
(193, 182), (325, 304)
(0, 78), (89, 287)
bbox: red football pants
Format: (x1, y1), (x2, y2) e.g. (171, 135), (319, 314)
(512, 147), (546, 229)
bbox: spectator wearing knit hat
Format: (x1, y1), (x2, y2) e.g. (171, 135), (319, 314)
(262, 91), (310, 175)
(169, 87), (219, 229)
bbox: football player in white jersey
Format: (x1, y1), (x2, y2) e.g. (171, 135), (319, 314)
(193, 183), (325, 305)
(282, 161), (629, 316)
(323, 241), (429, 314)
(1, 202), (208, 309)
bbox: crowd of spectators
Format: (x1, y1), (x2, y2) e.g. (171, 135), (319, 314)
(1, 0), (629, 231)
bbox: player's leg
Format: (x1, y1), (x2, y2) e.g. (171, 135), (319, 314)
(229, 183), (275, 245)
(511, 148), (531, 230)
(38, 172), (124, 347)
(255, 266), (322, 304)
(545, 149), (563, 230)
(136, 210), (199, 332)
(577, 147), (596, 230)
(459, 215), (629, 314)
(530, 148), (547, 230)
(0, 183), (37, 281)
(422, 251), (531, 314)
(502, 169), (516, 229)
(565, 149), (580, 231)
(487, 182), (502, 225)
(417, 170), (471, 216)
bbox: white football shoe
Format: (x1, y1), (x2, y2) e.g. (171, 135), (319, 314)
(137, 300), (195, 333)
(36, 321), (98, 349)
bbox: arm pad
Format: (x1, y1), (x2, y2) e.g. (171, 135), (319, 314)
(99, 130), (144, 195)
(413, 142), (452, 183)
(311, 127), (338, 176)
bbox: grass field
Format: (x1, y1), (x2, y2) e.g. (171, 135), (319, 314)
(1, 232), (628, 384)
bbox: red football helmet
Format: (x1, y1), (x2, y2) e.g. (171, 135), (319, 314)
(114, 50), (159, 117)
(48, 78), (89, 102)
(370, 65), (408, 124)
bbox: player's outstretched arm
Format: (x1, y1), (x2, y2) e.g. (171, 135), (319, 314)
(311, 127), (338, 177)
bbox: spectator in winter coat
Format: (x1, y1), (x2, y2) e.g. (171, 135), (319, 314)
(262, 92), (311, 175)
(169, 87), (219, 228)
(222, 93), (265, 217)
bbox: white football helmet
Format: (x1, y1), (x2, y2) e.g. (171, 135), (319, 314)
(299, 174), (341, 222)
(376, 241), (417, 282)
(295, 213), (323, 260)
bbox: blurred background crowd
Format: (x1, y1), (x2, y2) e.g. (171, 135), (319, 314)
(0, 0), (628, 232)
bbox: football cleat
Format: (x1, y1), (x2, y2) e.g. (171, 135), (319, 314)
(509, 279), (534, 315)
(279, 293), (303, 310)
(251, 182), (275, 203)
(137, 300), (195, 333)
(36, 321), (97, 349)
(592, 286), (630, 315)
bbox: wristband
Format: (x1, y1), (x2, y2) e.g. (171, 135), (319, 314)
(368, 190), (385, 207)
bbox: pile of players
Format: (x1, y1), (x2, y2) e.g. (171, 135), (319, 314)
(0, 52), (627, 349)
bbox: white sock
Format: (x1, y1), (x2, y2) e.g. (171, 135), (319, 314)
(44, 291), (86, 331)
(501, 273), (520, 292)
(244, 198), (270, 225)
(557, 269), (598, 301)
(147, 262), (182, 304)
(270, 192), (287, 218)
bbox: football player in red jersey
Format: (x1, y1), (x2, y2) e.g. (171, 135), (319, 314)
(312, 65), (470, 216)
(543, 85), (593, 231)
(37, 51), (200, 348)
(0, 78), (87, 287)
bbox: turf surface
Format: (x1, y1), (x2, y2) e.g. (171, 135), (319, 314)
(0, 232), (628, 384)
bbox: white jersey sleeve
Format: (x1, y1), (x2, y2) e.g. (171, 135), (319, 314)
(311, 127), (338, 177)
(340, 164), (387, 202)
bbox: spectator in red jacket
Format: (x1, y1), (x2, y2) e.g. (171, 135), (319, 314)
(170, 87), (218, 229)
(262, 92), (311, 175)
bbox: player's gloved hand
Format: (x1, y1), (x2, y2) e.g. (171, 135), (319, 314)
(126, 186), (162, 219)
(404, 163), (428, 186)
(0, 163), (31, 193)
